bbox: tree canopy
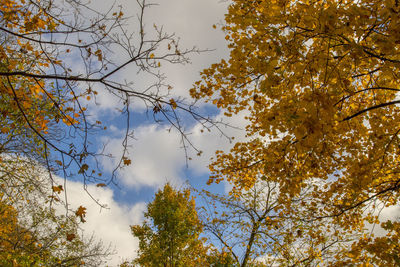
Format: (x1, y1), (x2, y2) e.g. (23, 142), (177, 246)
(4, 0), (400, 265)
(192, 0), (400, 265)
(130, 184), (209, 266)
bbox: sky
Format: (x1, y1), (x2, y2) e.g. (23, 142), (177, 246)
(58, 0), (246, 265)
(49, 1), (400, 266)
(1, 0), (398, 266)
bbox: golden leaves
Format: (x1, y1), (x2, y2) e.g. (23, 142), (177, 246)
(169, 98), (177, 109)
(131, 184), (208, 265)
(94, 49), (103, 61)
(77, 164), (88, 174)
(194, 0), (400, 264)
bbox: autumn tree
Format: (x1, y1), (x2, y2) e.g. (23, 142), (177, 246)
(198, 181), (279, 267)
(0, 0), (217, 195)
(192, 0), (400, 264)
(0, 157), (111, 266)
(198, 179), (356, 267)
(205, 248), (237, 267)
(0, 199), (46, 266)
(0, 198), (111, 266)
(130, 183), (209, 266)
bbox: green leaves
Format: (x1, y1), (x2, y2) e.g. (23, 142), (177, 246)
(130, 184), (209, 266)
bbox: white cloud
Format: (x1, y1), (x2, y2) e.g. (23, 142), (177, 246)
(188, 110), (249, 176)
(377, 204), (400, 222)
(146, 0), (230, 100)
(100, 109), (248, 191)
(101, 124), (185, 188)
(58, 178), (146, 266)
(80, 0), (230, 112)
(366, 202), (400, 237)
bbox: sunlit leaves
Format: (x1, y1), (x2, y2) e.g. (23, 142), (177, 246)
(194, 0), (400, 264)
(130, 184), (209, 266)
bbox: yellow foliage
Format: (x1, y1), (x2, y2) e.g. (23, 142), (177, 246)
(194, 0), (400, 264)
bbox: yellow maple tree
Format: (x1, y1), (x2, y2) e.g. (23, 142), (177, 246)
(193, 0), (400, 264)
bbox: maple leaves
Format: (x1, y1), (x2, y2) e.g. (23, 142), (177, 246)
(193, 0), (400, 265)
(75, 206), (87, 223)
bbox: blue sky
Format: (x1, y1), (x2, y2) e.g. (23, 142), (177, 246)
(54, 0), (251, 265)
(38, 0), (400, 265)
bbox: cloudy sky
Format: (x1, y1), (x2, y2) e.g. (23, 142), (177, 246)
(50, 1), (400, 266)
(60, 0), (248, 265)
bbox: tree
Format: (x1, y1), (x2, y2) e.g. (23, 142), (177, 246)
(192, 0), (400, 264)
(130, 183), (209, 266)
(0, 0), (221, 263)
(198, 181), (279, 267)
(198, 179), (355, 267)
(0, 0), (216, 194)
(0, 197), (110, 266)
(0, 157), (111, 266)
(205, 248), (237, 267)
(0, 198), (46, 266)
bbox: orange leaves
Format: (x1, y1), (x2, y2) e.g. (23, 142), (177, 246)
(1, 127), (10, 134)
(122, 157), (131, 166)
(75, 206), (87, 223)
(62, 114), (79, 126)
(66, 233), (76, 241)
(0, 1), (71, 140)
(52, 185), (63, 194)
(112, 11), (124, 19)
(1, 0), (53, 32)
